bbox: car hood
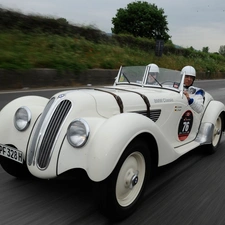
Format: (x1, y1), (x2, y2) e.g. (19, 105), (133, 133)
(54, 86), (178, 118)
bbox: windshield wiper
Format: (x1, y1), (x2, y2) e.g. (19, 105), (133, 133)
(149, 74), (162, 87)
(122, 72), (130, 83)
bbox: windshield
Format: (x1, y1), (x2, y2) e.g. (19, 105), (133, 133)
(114, 65), (183, 91)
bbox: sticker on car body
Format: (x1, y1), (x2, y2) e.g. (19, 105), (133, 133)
(178, 110), (193, 141)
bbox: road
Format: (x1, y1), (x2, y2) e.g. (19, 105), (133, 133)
(1, 80), (225, 225)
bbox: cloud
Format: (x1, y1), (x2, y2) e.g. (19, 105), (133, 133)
(171, 23), (225, 52)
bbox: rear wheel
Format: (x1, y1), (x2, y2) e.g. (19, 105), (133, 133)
(206, 114), (223, 154)
(98, 139), (150, 221)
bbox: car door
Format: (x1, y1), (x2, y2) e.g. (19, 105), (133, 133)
(155, 91), (203, 148)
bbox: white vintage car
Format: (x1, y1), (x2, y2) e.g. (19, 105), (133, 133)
(0, 64), (224, 220)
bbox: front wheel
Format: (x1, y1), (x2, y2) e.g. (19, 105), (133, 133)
(98, 139), (150, 221)
(206, 113), (223, 154)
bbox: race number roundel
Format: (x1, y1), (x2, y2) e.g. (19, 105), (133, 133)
(178, 110), (193, 141)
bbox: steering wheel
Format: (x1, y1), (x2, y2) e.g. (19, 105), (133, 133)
(161, 81), (175, 85)
(161, 81), (180, 89)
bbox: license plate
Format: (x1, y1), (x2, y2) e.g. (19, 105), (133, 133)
(0, 144), (23, 164)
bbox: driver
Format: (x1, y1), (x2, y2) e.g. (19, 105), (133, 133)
(146, 63), (159, 85)
(182, 65), (205, 113)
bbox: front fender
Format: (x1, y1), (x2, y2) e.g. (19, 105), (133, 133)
(0, 96), (49, 158)
(86, 113), (177, 182)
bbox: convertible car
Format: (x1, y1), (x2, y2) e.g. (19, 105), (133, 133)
(0, 64), (224, 220)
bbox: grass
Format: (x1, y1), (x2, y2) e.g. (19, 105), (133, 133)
(0, 30), (225, 76)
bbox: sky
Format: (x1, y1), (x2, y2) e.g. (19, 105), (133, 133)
(0, 0), (225, 52)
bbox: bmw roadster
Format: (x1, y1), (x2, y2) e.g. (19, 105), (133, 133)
(0, 64), (224, 220)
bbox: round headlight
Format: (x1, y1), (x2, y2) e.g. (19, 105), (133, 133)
(14, 106), (32, 131)
(67, 119), (90, 148)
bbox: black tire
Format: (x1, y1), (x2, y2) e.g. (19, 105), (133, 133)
(206, 113), (223, 154)
(0, 156), (32, 179)
(98, 139), (150, 221)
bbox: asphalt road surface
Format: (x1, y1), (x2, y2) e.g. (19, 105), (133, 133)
(1, 80), (225, 225)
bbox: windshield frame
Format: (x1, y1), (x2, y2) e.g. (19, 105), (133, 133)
(114, 65), (184, 92)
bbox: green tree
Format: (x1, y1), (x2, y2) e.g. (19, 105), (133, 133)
(111, 1), (170, 41)
(202, 46), (209, 53)
(219, 45), (225, 56)
(56, 17), (69, 25)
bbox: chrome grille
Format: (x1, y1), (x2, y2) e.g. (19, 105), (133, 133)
(37, 100), (72, 169)
(28, 97), (55, 166)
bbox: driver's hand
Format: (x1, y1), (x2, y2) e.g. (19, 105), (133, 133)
(183, 91), (190, 100)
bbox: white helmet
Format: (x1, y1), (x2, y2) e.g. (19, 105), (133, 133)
(147, 63), (159, 74)
(181, 65), (196, 77)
